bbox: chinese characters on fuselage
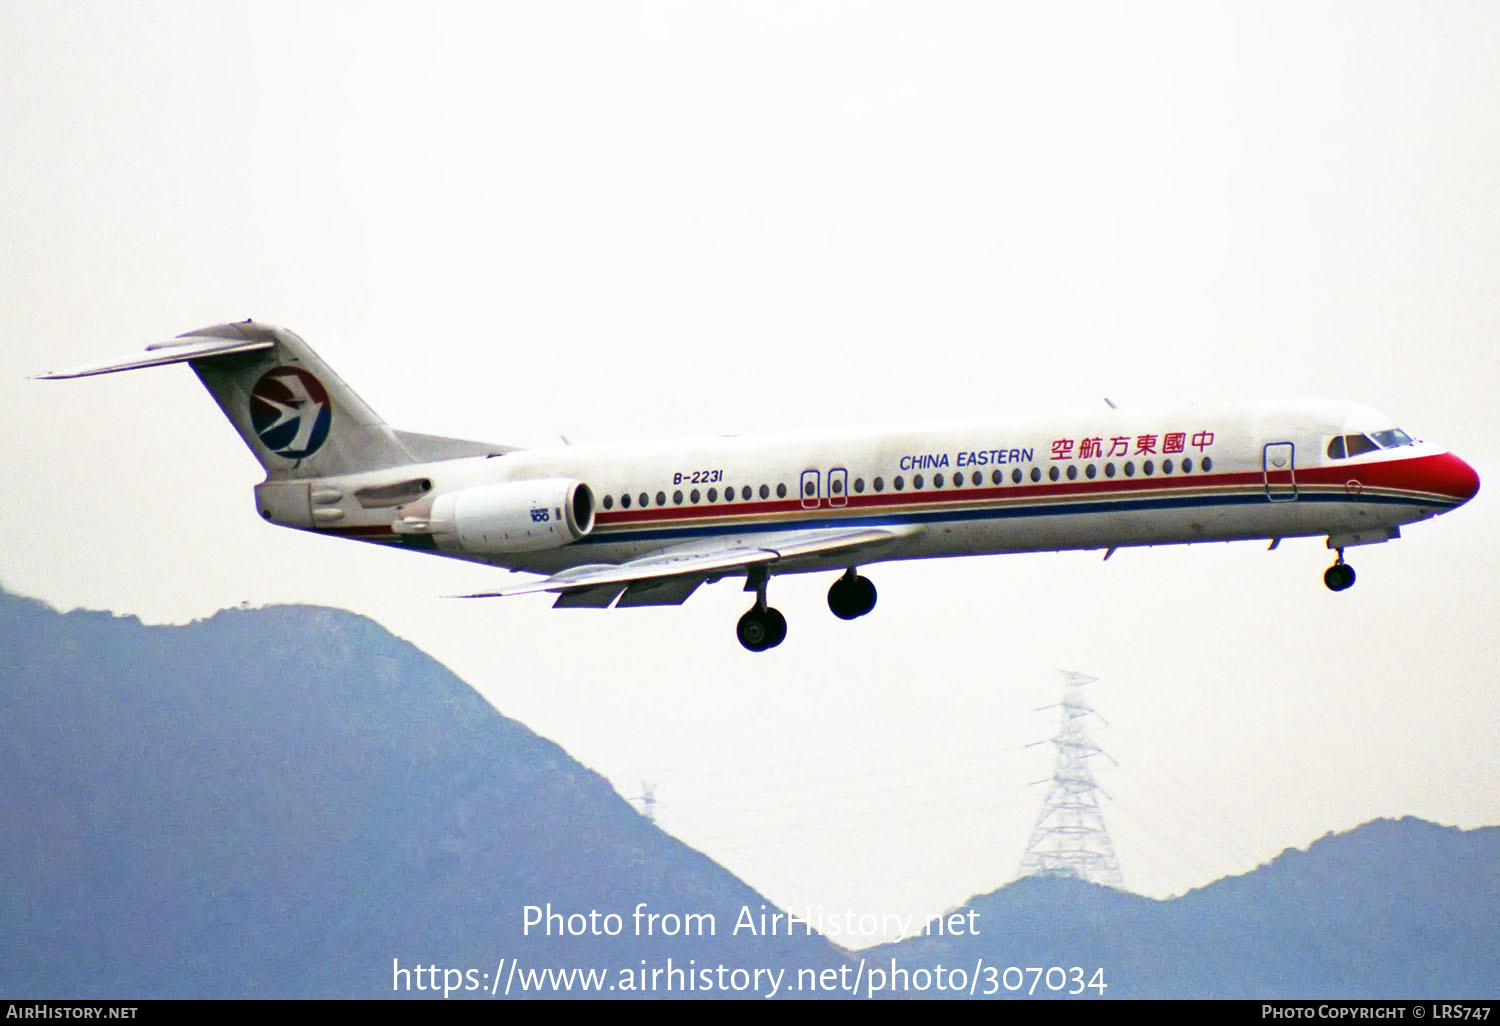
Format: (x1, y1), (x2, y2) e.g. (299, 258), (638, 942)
(1050, 431), (1215, 461)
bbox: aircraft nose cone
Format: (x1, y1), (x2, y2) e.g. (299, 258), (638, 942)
(1434, 453), (1480, 506)
(1452, 454), (1480, 504)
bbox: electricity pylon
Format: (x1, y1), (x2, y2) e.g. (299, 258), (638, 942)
(1017, 671), (1124, 888)
(629, 782), (658, 823)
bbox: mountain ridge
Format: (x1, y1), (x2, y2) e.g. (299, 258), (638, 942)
(3, 585), (1494, 999)
(874, 815), (1499, 998)
(0, 587), (850, 998)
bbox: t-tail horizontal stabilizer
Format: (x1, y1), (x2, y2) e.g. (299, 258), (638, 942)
(38, 320), (516, 479)
(35, 335), (275, 379)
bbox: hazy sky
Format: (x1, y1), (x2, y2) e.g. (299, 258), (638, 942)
(3, 2), (1497, 943)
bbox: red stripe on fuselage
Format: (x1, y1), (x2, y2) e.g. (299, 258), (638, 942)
(314, 524), (401, 537)
(593, 470), (1254, 530)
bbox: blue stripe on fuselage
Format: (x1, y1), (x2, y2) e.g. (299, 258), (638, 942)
(576, 489), (1453, 547)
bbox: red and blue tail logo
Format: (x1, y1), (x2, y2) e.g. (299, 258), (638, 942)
(249, 367), (332, 459)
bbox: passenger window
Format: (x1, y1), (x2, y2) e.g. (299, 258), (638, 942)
(831, 479), (843, 495)
(777, 483), (788, 499)
(622, 493), (632, 509)
(690, 489), (700, 503)
(639, 492), (649, 507)
(1182, 458), (1194, 473)
(760, 484), (770, 500)
(934, 473), (945, 487)
(1048, 466), (1060, 482)
(914, 474), (924, 489)
(854, 478), (865, 493)
(894, 476), (905, 490)
(603, 494), (614, 510)
(1202, 456), (1213, 472)
(657, 491), (667, 506)
(1123, 461), (1134, 477)
(1030, 467), (1041, 482)
(1162, 459), (1173, 474)
(673, 490), (683, 505)
(874, 477), (885, 492)
(1142, 460), (1153, 476)
(1086, 464), (1098, 479)
(803, 480), (815, 496)
(1013, 469), (1023, 484)
(1066, 465), (1078, 480)
(707, 487), (718, 502)
(742, 486), (751, 501)
(1105, 463), (1116, 478)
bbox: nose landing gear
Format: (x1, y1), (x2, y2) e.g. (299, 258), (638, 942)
(1324, 550), (1356, 592)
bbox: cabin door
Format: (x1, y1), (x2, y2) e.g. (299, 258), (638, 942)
(1263, 442), (1298, 501)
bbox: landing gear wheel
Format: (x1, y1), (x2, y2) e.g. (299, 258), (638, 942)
(737, 608), (770, 651)
(763, 608), (787, 647)
(737, 606), (787, 651)
(827, 570), (878, 620)
(1324, 561), (1356, 592)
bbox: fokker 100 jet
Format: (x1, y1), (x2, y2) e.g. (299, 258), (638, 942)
(42, 321), (1480, 651)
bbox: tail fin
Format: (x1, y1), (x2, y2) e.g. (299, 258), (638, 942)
(183, 321), (411, 478)
(41, 320), (500, 479)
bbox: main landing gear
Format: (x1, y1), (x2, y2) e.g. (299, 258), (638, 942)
(827, 568), (877, 620)
(735, 567), (880, 651)
(1324, 549), (1356, 592)
(737, 567), (787, 652)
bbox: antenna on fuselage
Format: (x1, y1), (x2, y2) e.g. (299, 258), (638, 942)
(1104, 398), (1118, 409)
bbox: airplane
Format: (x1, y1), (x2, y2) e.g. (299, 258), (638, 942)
(41, 320), (1480, 651)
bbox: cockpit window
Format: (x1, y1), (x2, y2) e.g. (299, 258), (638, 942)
(1332, 426), (1410, 462)
(1328, 428), (1415, 460)
(1328, 434), (1374, 458)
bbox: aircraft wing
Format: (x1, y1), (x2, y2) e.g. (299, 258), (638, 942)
(457, 524), (918, 600)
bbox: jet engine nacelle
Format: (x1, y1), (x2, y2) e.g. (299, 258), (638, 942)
(430, 478), (596, 553)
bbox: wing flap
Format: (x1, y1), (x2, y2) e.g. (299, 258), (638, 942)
(457, 524), (917, 599)
(461, 546), (778, 598)
(615, 577), (705, 607)
(552, 584), (627, 608)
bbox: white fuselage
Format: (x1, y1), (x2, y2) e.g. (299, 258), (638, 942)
(300, 398), (1475, 579)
